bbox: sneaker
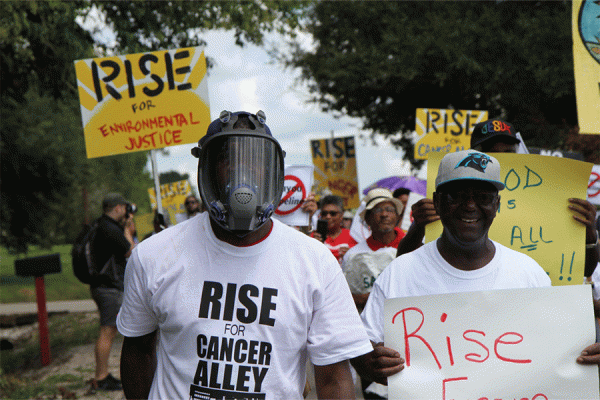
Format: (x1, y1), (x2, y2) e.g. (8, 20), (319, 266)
(96, 373), (122, 391)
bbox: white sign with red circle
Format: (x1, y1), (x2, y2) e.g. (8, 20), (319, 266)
(273, 165), (314, 227)
(587, 165), (600, 205)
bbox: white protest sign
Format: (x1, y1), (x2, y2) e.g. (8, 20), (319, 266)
(350, 201), (371, 243)
(400, 191), (425, 232)
(587, 165), (600, 206)
(384, 286), (598, 400)
(273, 165), (313, 227)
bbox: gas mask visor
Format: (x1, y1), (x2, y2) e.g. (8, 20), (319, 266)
(198, 134), (284, 235)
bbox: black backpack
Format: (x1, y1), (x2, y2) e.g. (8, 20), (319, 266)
(71, 219), (100, 284)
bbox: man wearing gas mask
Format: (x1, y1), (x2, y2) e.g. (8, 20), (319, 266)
(118, 111), (373, 399)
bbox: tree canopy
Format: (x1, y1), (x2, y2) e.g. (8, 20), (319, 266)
(159, 170), (191, 185)
(285, 1), (600, 168)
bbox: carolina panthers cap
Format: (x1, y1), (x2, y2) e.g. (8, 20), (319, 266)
(470, 119), (520, 149)
(435, 150), (505, 191)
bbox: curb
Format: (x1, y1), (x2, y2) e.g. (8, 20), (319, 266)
(0, 300), (97, 326)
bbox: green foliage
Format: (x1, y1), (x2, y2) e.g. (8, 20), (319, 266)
(0, 1), (94, 101)
(159, 170), (190, 185)
(0, 245), (91, 303)
(286, 1), (582, 167)
(92, 1), (308, 54)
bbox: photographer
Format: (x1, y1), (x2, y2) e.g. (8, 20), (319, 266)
(89, 193), (136, 392)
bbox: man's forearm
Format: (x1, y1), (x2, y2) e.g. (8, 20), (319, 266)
(121, 331), (157, 400)
(314, 361), (355, 399)
(584, 242), (599, 277)
(396, 223), (425, 257)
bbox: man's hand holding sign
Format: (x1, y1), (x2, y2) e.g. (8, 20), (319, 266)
(352, 150), (599, 399)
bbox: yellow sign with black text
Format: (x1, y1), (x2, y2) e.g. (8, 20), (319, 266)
(414, 108), (488, 160)
(147, 180), (193, 223)
(311, 137), (359, 209)
(74, 47), (211, 158)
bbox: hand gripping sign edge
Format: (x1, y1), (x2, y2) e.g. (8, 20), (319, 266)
(275, 175), (306, 216)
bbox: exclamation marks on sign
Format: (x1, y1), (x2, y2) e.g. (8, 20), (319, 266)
(559, 252), (576, 282)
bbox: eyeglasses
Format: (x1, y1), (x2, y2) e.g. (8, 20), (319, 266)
(371, 206), (397, 216)
(321, 211), (340, 217)
(185, 200), (198, 205)
(443, 190), (497, 207)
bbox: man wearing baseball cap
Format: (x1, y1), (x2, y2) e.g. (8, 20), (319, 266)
(352, 150), (551, 389)
(90, 192), (137, 391)
(118, 110), (373, 399)
(470, 118), (521, 153)
(397, 119), (598, 281)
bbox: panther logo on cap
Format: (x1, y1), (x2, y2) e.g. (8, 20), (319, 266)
(455, 152), (492, 173)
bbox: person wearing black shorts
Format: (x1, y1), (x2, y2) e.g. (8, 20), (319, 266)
(90, 193), (136, 391)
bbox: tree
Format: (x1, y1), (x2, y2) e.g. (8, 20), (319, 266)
(159, 171), (190, 185)
(285, 1), (600, 168)
(91, 1), (307, 54)
(1, 1), (307, 253)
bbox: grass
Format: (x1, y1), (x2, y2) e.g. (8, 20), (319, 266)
(0, 246), (109, 398)
(0, 312), (100, 399)
(0, 373), (88, 399)
(1, 245), (91, 303)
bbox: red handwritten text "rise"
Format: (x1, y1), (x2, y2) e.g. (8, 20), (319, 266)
(392, 307), (532, 370)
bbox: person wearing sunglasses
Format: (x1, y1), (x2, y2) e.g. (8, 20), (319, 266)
(397, 119), (598, 282)
(184, 195), (203, 218)
(352, 150), (553, 392)
(311, 194), (357, 263)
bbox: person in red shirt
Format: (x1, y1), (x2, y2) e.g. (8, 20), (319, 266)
(341, 188), (405, 310)
(311, 195), (357, 263)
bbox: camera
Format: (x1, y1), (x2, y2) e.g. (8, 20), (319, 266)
(126, 203), (137, 216)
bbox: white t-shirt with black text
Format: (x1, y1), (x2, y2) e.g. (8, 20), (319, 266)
(361, 239), (552, 344)
(117, 212), (372, 399)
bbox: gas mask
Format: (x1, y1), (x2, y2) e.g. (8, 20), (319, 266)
(192, 110), (285, 236)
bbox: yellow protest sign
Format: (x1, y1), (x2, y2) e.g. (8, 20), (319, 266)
(148, 180), (193, 224)
(573, 1), (600, 134)
(425, 153), (592, 285)
(133, 212), (155, 241)
(414, 108), (488, 160)
(74, 47), (211, 158)
(311, 136), (359, 209)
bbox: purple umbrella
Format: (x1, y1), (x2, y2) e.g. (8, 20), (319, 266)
(362, 176), (427, 196)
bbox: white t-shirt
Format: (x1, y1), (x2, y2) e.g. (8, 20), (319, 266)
(592, 263), (600, 300)
(117, 212), (372, 399)
(361, 239), (552, 344)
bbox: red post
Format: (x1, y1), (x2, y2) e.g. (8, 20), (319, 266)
(34, 276), (51, 366)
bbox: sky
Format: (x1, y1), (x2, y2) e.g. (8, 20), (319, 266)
(143, 29), (425, 196)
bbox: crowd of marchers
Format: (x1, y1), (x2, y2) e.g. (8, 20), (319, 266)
(82, 113), (600, 399)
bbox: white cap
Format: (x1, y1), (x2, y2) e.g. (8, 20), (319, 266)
(359, 188), (404, 219)
(435, 150), (504, 191)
